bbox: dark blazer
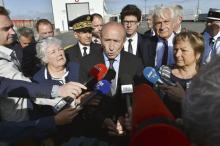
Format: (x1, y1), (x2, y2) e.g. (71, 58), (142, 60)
(136, 33), (144, 57)
(139, 35), (158, 67)
(125, 33), (143, 57)
(0, 116), (56, 143)
(143, 29), (154, 38)
(79, 49), (144, 119)
(0, 76), (52, 98)
(65, 42), (101, 62)
(32, 61), (80, 84)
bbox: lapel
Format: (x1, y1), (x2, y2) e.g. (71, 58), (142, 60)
(136, 33), (143, 56)
(151, 36), (158, 58)
(118, 51), (126, 80)
(76, 43), (83, 58)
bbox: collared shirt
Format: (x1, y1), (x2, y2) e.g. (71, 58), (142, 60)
(78, 42), (90, 56)
(44, 67), (69, 84)
(124, 32), (138, 55)
(202, 31), (220, 64)
(155, 33), (175, 68)
(103, 53), (121, 93)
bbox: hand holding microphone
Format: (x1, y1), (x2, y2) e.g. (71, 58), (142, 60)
(143, 67), (176, 86)
(143, 67), (185, 102)
(54, 79), (111, 113)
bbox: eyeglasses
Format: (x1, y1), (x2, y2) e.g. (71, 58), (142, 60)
(122, 20), (138, 25)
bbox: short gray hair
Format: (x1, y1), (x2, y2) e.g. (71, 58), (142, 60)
(182, 56), (220, 146)
(36, 37), (62, 65)
(152, 6), (175, 22)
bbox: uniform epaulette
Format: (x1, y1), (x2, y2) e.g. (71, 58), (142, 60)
(64, 44), (74, 50)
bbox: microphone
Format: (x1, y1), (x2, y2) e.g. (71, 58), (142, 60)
(103, 68), (116, 82)
(84, 63), (108, 90)
(131, 84), (190, 146)
(120, 75), (133, 117)
(76, 79), (111, 108)
(143, 67), (176, 86)
(53, 80), (111, 112)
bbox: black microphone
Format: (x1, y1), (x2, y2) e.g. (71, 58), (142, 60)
(103, 68), (116, 82)
(75, 80), (111, 109)
(53, 80), (111, 112)
(120, 75), (133, 118)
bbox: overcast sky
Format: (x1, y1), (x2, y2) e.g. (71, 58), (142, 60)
(2, 0), (220, 21)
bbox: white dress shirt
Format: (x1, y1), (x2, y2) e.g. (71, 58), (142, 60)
(155, 33), (175, 68)
(78, 42), (90, 56)
(124, 33), (138, 55)
(103, 53), (121, 96)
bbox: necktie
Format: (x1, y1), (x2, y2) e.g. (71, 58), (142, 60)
(83, 47), (88, 57)
(94, 39), (98, 44)
(205, 37), (216, 63)
(128, 39), (133, 54)
(109, 59), (115, 70)
(11, 51), (21, 70)
(108, 59), (117, 96)
(162, 40), (168, 66)
(209, 37), (215, 46)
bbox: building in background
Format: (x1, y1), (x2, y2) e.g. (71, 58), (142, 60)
(51, 0), (108, 31)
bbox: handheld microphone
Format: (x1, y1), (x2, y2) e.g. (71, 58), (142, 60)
(53, 80), (111, 112)
(103, 68), (116, 82)
(143, 67), (176, 86)
(76, 79), (111, 108)
(120, 75), (133, 117)
(84, 63), (108, 90)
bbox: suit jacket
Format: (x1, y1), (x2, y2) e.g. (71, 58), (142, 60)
(124, 33), (144, 57)
(136, 33), (144, 57)
(139, 36), (158, 67)
(143, 29), (155, 38)
(0, 76), (52, 98)
(65, 42), (101, 62)
(79, 49), (144, 123)
(0, 116), (56, 143)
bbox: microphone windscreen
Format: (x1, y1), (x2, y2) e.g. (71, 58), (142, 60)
(131, 84), (190, 146)
(143, 67), (161, 85)
(132, 84), (174, 127)
(89, 63), (108, 81)
(103, 69), (116, 81)
(95, 80), (111, 95)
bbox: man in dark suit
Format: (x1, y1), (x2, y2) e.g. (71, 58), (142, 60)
(65, 14), (101, 62)
(120, 4), (143, 57)
(79, 22), (143, 145)
(139, 6), (176, 68)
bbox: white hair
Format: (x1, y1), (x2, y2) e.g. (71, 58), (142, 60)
(152, 6), (175, 22)
(36, 37), (62, 65)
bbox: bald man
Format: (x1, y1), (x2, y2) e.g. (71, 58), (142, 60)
(79, 22), (144, 145)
